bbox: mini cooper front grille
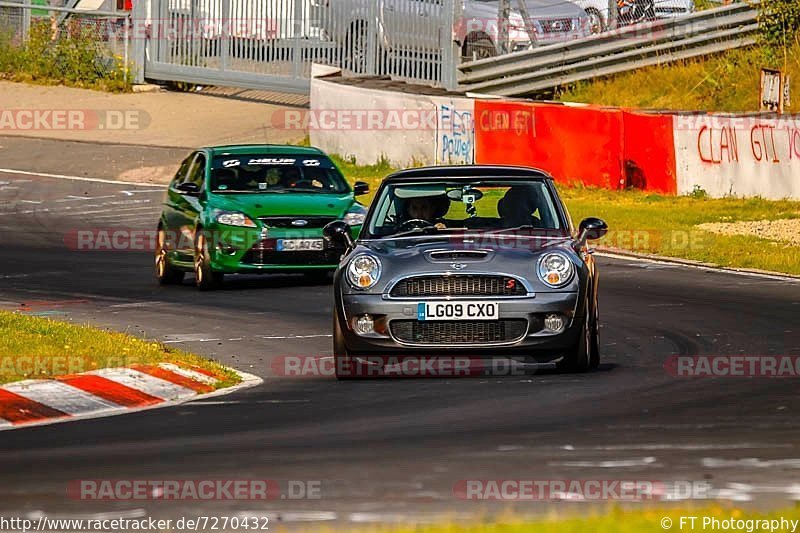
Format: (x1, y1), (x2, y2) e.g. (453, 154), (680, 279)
(390, 275), (528, 298)
(258, 216), (338, 228)
(428, 250), (489, 262)
(390, 319), (528, 345)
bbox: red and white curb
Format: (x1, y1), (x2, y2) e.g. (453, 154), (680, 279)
(0, 363), (262, 430)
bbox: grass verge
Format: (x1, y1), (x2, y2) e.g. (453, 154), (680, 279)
(0, 310), (240, 387)
(316, 506), (800, 533)
(556, 41), (800, 113)
(337, 161), (800, 276)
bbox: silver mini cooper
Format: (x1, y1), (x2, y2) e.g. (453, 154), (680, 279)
(323, 166), (608, 379)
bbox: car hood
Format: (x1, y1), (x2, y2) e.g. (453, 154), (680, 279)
(344, 234), (582, 293)
(208, 192), (355, 218)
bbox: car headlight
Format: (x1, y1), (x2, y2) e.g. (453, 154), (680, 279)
(215, 211), (257, 228)
(343, 206), (367, 226)
(346, 254), (381, 290)
(537, 252), (574, 288)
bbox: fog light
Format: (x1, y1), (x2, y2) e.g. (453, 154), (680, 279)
(354, 314), (374, 335)
(544, 313), (565, 332)
(216, 243), (238, 256)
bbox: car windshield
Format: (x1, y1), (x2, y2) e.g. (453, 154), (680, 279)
(365, 179), (564, 238)
(209, 155), (349, 194)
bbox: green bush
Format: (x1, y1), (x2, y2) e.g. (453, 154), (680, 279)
(758, 0), (800, 51)
(0, 18), (132, 92)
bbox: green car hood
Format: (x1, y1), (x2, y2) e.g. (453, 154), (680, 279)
(208, 192), (355, 218)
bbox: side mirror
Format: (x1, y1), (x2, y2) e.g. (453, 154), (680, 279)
(353, 181), (370, 196)
(577, 217), (608, 247)
(176, 182), (200, 195)
(323, 220), (355, 249)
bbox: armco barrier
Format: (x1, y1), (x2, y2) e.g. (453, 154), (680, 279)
(309, 77), (475, 167)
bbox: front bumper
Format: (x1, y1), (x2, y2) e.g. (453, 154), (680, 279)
(205, 224), (357, 273)
(338, 291), (583, 361)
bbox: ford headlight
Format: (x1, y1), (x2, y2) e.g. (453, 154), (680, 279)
(215, 211), (257, 228)
(343, 206), (367, 226)
(346, 254), (381, 290)
(537, 252), (574, 288)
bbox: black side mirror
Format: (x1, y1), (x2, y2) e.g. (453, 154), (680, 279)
(176, 182), (200, 195)
(324, 220), (355, 249)
(353, 181), (370, 196)
(578, 217), (608, 247)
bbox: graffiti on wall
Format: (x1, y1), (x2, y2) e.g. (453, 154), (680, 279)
(437, 103), (475, 165)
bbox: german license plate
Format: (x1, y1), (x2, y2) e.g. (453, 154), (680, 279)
(417, 301), (499, 321)
(277, 239), (324, 251)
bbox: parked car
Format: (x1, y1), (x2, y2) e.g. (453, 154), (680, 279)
(318, 0), (590, 68)
(155, 145), (368, 290)
(575, 0), (694, 33)
(323, 165), (608, 379)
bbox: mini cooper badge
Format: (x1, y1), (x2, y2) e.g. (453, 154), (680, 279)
(450, 263), (467, 270)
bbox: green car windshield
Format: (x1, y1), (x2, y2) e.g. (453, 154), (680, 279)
(210, 155), (349, 194)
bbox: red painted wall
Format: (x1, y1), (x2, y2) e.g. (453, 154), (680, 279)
(474, 100), (678, 194)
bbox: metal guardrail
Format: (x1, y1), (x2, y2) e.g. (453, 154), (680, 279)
(458, 2), (759, 97)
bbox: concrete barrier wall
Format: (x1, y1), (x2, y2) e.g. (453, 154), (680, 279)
(673, 114), (800, 199)
(310, 77), (475, 167)
(474, 100), (676, 194)
(311, 77), (800, 199)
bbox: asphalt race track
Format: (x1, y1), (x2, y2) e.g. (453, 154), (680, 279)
(1, 163), (800, 527)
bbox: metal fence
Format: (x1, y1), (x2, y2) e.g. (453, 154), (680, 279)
(0, 0), (131, 83)
(139, 0), (461, 93)
(1, 0), (749, 96)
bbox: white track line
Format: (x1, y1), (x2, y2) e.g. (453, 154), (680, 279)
(0, 168), (162, 187)
(89, 368), (195, 401)
(4, 380), (120, 415)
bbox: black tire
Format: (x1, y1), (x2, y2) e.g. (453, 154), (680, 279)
(558, 313), (592, 373)
(194, 231), (224, 291)
(155, 227), (184, 285)
(333, 308), (357, 380)
(589, 304), (600, 369)
(462, 36), (496, 62)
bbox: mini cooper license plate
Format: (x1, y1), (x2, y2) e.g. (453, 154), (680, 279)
(417, 301), (499, 321)
(277, 239), (324, 252)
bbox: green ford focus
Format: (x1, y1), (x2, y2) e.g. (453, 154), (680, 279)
(155, 144), (368, 290)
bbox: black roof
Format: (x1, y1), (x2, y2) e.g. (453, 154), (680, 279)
(384, 165), (552, 182)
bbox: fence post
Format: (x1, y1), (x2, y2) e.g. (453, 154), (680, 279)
(440, 0), (459, 90)
(131, 0), (146, 83)
(220, 0), (229, 72)
(497, 0), (510, 54)
(607, 0), (618, 30)
(21, 0), (31, 41)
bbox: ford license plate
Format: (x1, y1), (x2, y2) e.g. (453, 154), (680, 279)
(277, 239), (324, 252)
(417, 301), (499, 321)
